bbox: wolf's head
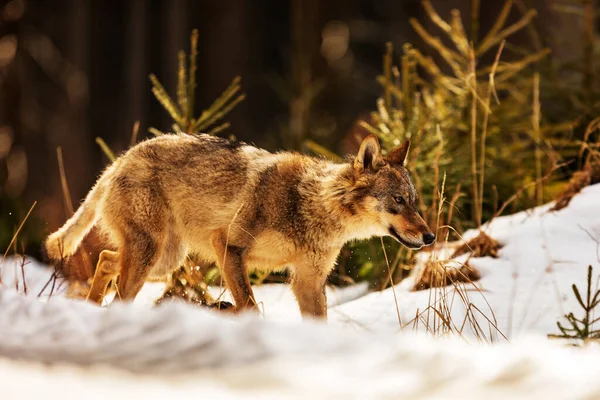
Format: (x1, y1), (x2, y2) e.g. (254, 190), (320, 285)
(349, 134), (435, 250)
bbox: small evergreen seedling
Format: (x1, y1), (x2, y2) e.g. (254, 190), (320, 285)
(550, 265), (600, 341)
(96, 29), (245, 161)
(149, 29), (245, 136)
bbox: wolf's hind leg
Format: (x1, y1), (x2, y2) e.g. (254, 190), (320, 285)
(87, 249), (120, 304)
(211, 233), (257, 312)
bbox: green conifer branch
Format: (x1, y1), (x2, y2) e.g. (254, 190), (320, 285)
(150, 73), (183, 125)
(305, 139), (344, 162)
(187, 29), (199, 128)
(192, 77), (245, 131)
(450, 10), (470, 56)
(177, 51), (188, 124)
(477, 9), (537, 56)
(383, 42), (393, 111)
(410, 18), (463, 77)
(478, 0), (514, 54)
(95, 137), (116, 162)
(149, 127), (164, 136)
(196, 93), (246, 133)
(401, 44), (413, 121)
(206, 122), (231, 136)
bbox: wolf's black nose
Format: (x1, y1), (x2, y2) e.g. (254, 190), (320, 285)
(423, 232), (436, 245)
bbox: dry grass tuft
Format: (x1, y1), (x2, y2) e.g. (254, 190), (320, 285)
(406, 254), (506, 343)
(412, 259), (481, 291)
(451, 231), (500, 258)
(551, 161), (600, 211)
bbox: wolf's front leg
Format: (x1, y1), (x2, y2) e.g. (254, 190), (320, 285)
(291, 252), (338, 319)
(291, 274), (328, 318)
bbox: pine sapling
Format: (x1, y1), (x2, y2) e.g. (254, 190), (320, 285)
(549, 265), (600, 342)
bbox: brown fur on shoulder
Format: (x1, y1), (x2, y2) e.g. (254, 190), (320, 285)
(44, 133), (434, 318)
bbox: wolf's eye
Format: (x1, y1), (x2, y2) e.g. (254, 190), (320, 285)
(393, 195), (405, 205)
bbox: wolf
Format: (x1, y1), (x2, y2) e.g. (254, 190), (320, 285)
(44, 133), (435, 318)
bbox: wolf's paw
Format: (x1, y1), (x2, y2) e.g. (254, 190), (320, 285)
(207, 301), (236, 313)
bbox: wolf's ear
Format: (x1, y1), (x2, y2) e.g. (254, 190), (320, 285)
(354, 134), (385, 174)
(385, 139), (410, 166)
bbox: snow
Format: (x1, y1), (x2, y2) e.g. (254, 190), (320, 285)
(1, 290), (600, 399)
(1, 184), (600, 398)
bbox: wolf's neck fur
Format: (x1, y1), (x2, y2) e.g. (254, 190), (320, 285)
(318, 162), (354, 208)
(314, 161), (384, 245)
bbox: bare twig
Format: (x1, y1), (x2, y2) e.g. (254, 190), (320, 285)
(381, 237), (402, 328)
(1, 202), (36, 265)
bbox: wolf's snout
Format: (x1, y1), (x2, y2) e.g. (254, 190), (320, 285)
(422, 232), (435, 245)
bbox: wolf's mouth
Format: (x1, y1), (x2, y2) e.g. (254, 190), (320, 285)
(388, 227), (423, 250)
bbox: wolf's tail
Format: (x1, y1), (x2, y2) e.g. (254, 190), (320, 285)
(43, 165), (113, 262)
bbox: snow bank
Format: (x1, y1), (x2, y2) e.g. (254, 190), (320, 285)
(1, 290), (600, 400)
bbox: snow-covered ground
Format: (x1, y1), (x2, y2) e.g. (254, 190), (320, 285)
(2, 289), (600, 399)
(1, 184), (600, 398)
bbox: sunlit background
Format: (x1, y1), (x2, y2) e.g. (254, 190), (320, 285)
(0, 0), (594, 266)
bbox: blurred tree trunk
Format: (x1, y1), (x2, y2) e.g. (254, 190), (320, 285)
(20, 0), (94, 234)
(163, 0), (186, 131)
(287, 0), (321, 150)
(200, 0), (248, 136)
(125, 0), (148, 143)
